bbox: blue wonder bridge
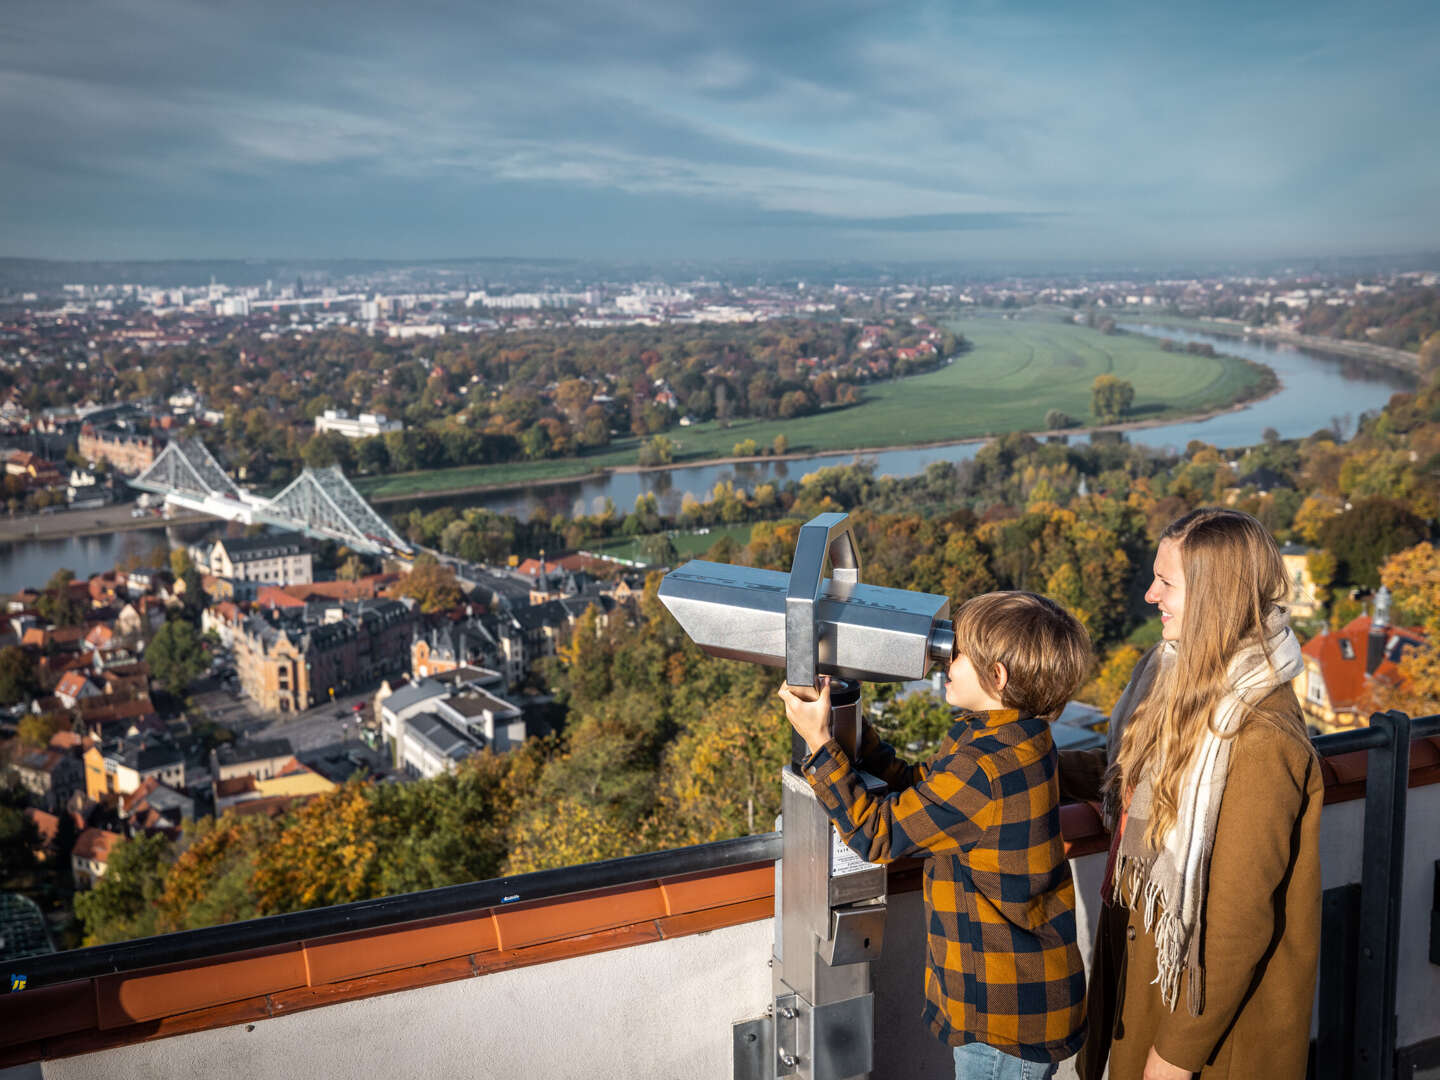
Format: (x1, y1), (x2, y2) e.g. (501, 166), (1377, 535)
(129, 437), (411, 557)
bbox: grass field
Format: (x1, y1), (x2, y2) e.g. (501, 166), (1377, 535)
(589, 523), (755, 565)
(357, 319), (1268, 499)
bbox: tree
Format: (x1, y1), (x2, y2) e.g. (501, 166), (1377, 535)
(640, 532), (679, 567)
(17, 713), (60, 748)
(395, 554), (464, 613)
(1370, 543), (1440, 715)
(74, 832), (172, 945)
(146, 618), (207, 692)
(0, 645), (39, 706)
(38, 568), (84, 627)
(337, 554), (367, 581)
(1091, 375), (1135, 424)
(1044, 409), (1076, 430)
(636, 435), (674, 467)
(0, 802), (38, 890)
(1080, 644), (1143, 713)
(169, 547), (194, 578)
(1317, 496), (1428, 589)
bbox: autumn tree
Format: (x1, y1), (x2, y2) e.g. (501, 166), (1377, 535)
(1079, 644), (1143, 713)
(1091, 375), (1135, 424)
(1368, 543), (1440, 715)
(395, 554), (464, 613)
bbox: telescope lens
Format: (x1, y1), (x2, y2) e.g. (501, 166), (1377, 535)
(928, 620), (955, 666)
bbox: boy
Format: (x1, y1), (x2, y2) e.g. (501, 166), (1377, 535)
(778, 590), (1090, 1080)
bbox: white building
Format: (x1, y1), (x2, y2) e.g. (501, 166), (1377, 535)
(314, 409), (404, 439)
(211, 532), (312, 585)
(378, 667), (524, 779)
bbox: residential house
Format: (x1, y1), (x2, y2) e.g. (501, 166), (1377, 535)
(211, 737), (297, 784)
(1295, 589), (1426, 732)
(201, 601), (245, 647)
(54, 671), (100, 708)
(83, 734), (185, 800)
(1279, 545), (1321, 619)
(11, 745), (84, 813)
(380, 668), (524, 779)
(119, 777), (194, 837)
(71, 828), (123, 889)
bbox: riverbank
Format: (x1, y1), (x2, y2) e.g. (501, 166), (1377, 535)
(1114, 314), (1421, 375)
(0, 503), (210, 546)
(366, 319), (1272, 506)
(373, 379), (1286, 509)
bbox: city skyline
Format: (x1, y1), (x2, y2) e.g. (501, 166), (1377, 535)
(2, 0), (1438, 263)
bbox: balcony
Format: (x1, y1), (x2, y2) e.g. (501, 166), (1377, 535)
(2, 714), (1438, 1080)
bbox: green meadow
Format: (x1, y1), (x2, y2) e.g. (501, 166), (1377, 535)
(359, 319), (1268, 500)
(587, 523), (755, 564)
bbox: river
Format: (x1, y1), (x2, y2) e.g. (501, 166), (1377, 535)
(382, 325), (1414, 522)
(0, 327), (1414, 596)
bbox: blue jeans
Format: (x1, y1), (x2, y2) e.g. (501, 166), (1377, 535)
(953, 1041), (1058, 1080)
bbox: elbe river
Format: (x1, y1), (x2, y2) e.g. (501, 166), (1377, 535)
(0, 326), (1414, 596)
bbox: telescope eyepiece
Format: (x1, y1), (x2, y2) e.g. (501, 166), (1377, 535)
(927, 619), (955, 667)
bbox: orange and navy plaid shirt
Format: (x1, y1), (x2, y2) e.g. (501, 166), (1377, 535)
(803, 708), (1085, 1064)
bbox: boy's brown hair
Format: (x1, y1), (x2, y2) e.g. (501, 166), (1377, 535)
(952, 591), (1091, 721)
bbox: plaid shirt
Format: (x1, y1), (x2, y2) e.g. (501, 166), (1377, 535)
(803, 709), (1085, 1063)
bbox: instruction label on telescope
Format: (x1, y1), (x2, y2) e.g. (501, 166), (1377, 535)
(831, 831), (881, 877)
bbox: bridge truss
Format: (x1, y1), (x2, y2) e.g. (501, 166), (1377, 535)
(131, 438), (243, 502)
(129, 440), (409, 557)
(265, 467), (410, 555)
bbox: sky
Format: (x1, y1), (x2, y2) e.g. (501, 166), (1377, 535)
(2, 0), (1437, 265)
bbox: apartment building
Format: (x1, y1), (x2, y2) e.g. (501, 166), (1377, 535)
(235, 600), (415, 713)
(210, 533), (313, 586)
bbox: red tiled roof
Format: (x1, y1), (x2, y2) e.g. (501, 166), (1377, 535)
(215, 775), (258, 798)
(255, 587), (306, 609)
(515, 553), (590, 576)
(72, 827), (122, 863)
(24, 808), (59, 847)
(1302, 615), (1426, 711)
(55, 671), (94, 698)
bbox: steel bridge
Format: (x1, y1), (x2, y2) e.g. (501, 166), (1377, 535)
(130, 438), (410, 556)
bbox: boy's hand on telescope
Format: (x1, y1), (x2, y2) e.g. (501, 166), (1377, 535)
(778, 676), (833, 756)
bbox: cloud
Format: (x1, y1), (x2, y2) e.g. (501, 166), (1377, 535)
(0, 0), (1436, 259)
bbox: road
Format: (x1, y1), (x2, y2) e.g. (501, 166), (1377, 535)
(190, 679), (380, 756)
(0, 501), (209, 544)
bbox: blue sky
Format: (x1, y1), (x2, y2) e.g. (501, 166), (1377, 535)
(2, 0), (1436, 263)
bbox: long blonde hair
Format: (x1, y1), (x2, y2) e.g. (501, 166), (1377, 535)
(1111, 507), (1308, 850)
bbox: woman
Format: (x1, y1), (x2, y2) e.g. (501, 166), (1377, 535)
(1060, 507), (1323, 1080)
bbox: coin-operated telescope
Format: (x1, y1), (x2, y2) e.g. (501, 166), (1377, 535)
(657, 512), (955, 1080)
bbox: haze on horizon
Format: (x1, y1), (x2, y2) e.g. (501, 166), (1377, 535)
(2, 0), (1437, 266)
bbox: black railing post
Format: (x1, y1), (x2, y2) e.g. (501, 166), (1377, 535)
(1352, 709), (1411, 1080)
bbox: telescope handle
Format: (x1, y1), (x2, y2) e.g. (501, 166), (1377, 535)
(785, 512), (861, 688)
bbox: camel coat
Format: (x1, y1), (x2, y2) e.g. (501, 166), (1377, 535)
(1060, 663), (1324, 1080)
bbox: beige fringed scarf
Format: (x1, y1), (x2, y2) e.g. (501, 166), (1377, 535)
(1110, 607), (1304, 1015)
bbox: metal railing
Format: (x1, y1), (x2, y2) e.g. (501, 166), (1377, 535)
(1312, 711), (1440, 1080)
